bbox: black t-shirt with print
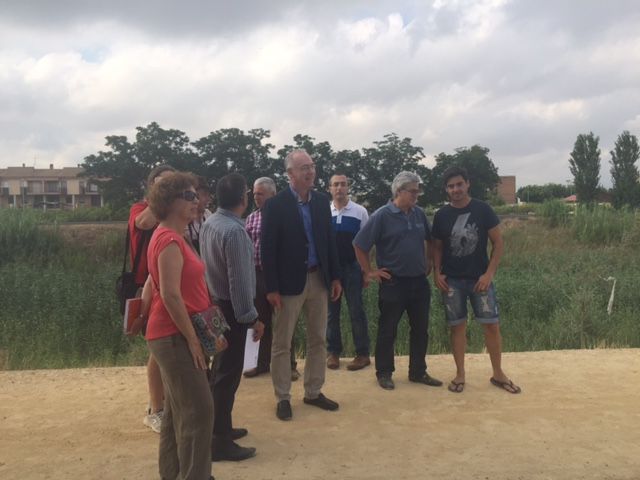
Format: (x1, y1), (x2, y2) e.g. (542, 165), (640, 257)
(431, 198), (500, 280)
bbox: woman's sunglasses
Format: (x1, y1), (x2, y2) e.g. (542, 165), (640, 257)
(179, 190), (199, 202)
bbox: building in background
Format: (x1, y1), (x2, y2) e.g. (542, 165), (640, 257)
(497, 175), (516, 204)
(0, 164), (103, 210)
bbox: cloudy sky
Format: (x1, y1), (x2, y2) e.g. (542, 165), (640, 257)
(1, 0), (639, 187)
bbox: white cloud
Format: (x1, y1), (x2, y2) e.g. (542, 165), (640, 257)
(0, 0), (639, 188)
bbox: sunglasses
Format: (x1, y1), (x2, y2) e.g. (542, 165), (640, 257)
(179, 190), (199, 202)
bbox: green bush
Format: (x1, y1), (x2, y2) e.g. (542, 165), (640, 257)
(573, 204), (636, 245)
(537, 199), (569, 228)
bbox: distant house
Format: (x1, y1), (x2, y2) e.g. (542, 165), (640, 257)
(0, 164), (104, 210)
(564, 193), (613, 204)
(496, 175), (516, 204)
(564, 194), (577, 203)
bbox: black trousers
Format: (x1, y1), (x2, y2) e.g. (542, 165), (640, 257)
(209, 299), (249, 438)
(375, 275), (431, 378)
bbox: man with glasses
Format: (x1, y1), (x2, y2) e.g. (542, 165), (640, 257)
(353, 171), (443, 391)
(261, 149), (342, 421)
(326, 174), (371, 371)
(201, 173), (265, 461)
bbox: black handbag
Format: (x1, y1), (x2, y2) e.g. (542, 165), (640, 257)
(115, 227), (152, 315)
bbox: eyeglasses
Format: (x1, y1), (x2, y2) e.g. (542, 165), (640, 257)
(179, 190), (199, 202)
(402, 188), (422, 195)
(297, 163), (316, 172)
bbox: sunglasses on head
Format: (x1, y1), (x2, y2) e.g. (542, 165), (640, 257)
(179, 190), (199, 202)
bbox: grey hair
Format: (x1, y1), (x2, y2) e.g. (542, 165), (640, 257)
(253, 176), (276, 193)
(284, 149), (310, 170)
(391, 171), (422, 198)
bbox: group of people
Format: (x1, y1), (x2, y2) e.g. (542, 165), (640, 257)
(127, 149), (520, 480)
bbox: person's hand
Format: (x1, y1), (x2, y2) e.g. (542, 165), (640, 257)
(215, 334), (228, 352)
(252, 320), (265, 341)
(187, 337), (208, 370)
(366, 268), (392, 284)
(426, 258), (433, 277)
(330, 280), (342, 302)
(473, 273), (493, 293)
(434, 272), (449, 293)
(266, 292), (282, 311)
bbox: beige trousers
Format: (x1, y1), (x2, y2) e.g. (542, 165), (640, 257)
(271, 270), (328, 401)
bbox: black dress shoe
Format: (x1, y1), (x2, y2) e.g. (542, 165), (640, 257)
(409, 373), (443, 387)
(377, 375), (395, 390)
(303, 393), (339, 411)
(230, 427), (248, 440)
(276, 400), (292, 421)
(211, 440), (256, 462)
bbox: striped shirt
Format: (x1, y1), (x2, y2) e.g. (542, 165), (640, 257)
(245, 208), (262, 268)
(200, 208), (258, 324)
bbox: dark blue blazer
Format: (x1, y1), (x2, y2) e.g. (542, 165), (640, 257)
(261, 187), (340, 295)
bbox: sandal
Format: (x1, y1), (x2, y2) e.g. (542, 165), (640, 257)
(448, 380), (465, 393)
(490, 377), (521, 394)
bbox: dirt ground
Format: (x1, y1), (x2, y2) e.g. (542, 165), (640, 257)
(1, 349), (638, 480)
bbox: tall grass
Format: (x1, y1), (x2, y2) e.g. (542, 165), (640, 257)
(1, 209), (639, 370)
(573, 204), (636, 245)
(537, 199), (569, 228)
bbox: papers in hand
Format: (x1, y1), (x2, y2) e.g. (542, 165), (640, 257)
(243, 329), (260, 371)
(123, 298), (142, 334)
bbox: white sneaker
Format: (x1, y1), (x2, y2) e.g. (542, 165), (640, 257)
(143, 410), (163, 433)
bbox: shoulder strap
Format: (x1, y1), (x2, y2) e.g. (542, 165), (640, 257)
(131, 228), (153, 276)
(121, 227), (131, 275)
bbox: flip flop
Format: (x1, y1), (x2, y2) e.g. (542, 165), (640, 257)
(490, 377), (521, 394)
(447, 380), (465, 393)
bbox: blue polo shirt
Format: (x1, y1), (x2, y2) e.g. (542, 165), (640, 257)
(353, 201), (431, 277)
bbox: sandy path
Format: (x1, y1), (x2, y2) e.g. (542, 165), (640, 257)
(1, 349), (638, 480)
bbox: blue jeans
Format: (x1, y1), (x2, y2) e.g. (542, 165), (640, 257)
(441, 277), (500, 326)
(327, 261), (370, 356)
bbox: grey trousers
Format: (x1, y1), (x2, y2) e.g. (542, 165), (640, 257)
(271, 270), (328, 401)
(148, 334), (213, 480)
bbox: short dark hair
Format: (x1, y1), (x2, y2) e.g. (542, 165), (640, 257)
(146, 164), (176, 189)
(147, 172), (197, 221)
(216, 173), (247, 210)
(195, 175), (210, 193)
(442, 166), (469, 186)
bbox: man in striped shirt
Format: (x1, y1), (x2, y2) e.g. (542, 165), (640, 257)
(243, 177), (300, 380)
(201, 173), (265, 462)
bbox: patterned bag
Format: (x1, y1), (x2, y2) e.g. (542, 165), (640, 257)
(190, 305), (230, 356)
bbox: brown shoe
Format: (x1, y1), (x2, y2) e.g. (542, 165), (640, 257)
(326, 354), (340, 370)
(347, 355), (371, 371)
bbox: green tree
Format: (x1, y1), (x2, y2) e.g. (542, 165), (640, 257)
(425, 145), (500, 204)
(517, 183), (574, 203)
(569, 132), (601, 204)
(360, 133), (430, 209)
(610, 130), (640, 208)
(82, 122), (196, 208)
(193, 128), (275, 192)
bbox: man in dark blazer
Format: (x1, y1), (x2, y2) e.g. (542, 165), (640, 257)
(261, 149), (342, 421)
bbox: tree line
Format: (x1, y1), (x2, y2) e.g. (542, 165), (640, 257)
(81, 122), (500, 211)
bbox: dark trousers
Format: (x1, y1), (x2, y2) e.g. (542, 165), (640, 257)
(209, 300), (249, 438)
(375, 275), (431, 378)
(148, 335), (213, 480)
(327, 260), (370, 356)
(255, 267), (297, 371)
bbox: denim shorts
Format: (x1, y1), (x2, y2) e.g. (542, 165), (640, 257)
(441, 277), (499, 326)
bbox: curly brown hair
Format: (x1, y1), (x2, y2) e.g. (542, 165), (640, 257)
(147, 171), (197, 221)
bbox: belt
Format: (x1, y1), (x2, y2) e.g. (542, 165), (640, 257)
(307, 265), (318, 273)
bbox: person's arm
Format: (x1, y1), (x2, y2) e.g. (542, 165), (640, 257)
(134, 205), (158, 230)
(260, 198), (282, 309)
(326, 200), (342, 301)
(225, 229), (263, 340)
(354, 245), (390, 287)
(157, 243), (208, 370)
(474, 225), (503, 292)
(432, 238), (449, 292)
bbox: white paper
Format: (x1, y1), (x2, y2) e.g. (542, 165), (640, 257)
(243, 329), (260, 371)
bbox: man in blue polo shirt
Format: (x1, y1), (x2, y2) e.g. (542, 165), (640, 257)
(353, 171), (443, 390)
(326, 173), (371, 371)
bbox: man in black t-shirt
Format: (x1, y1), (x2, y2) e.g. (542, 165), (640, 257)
(432, 166), (520, 395)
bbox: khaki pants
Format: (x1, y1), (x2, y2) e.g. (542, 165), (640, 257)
(271, 270), (328, 401)
(148, 334), (213, 480)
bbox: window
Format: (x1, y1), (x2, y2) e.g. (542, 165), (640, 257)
(45, 181), (60, 193)
(28, 181), (43, 194)
(91, 195), (102, 207)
